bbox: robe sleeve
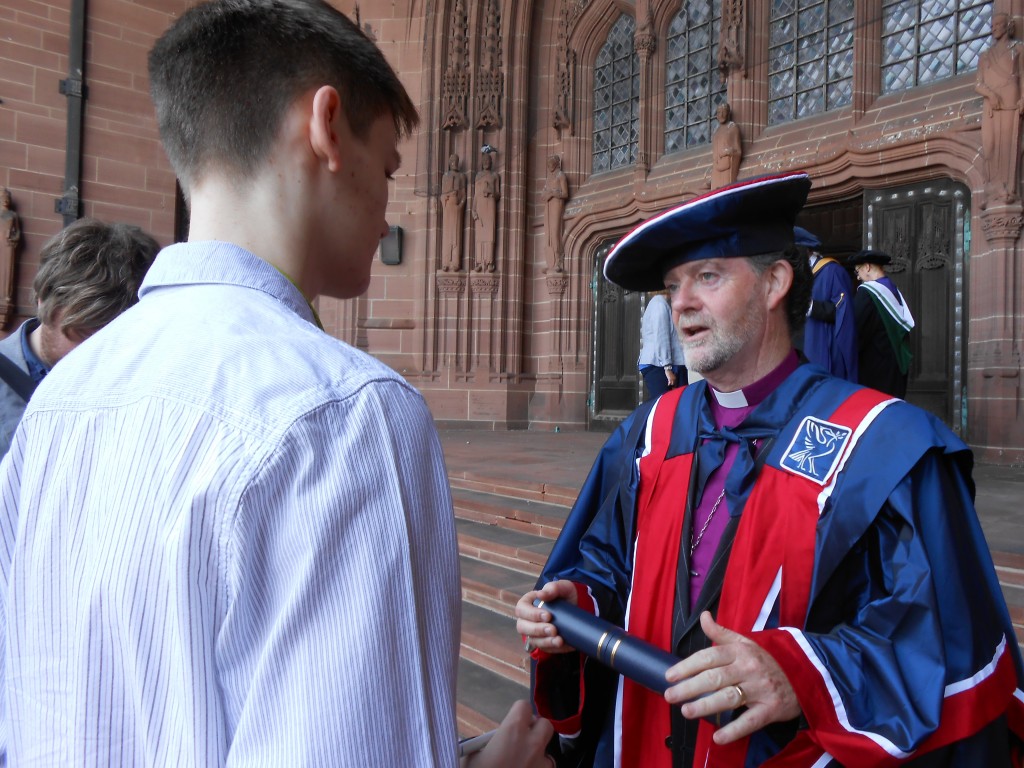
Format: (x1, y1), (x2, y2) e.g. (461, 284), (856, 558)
(752, 447), (1024, 766)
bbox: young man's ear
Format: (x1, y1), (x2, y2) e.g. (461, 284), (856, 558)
(309, 85), (343, 172)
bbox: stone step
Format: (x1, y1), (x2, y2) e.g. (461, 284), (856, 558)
(461, 553), (537, 613)
(456, 517), (552, 577)
(448, 469), (580, 509)
(456, 656), (529, 739)
(453, 490), (551, 729)
(460, 601), (529, 688)
(451, 485), (569, 541)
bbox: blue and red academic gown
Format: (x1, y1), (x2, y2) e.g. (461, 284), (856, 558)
(803, 258), (857, 382)
(532, 363), (1024, 768)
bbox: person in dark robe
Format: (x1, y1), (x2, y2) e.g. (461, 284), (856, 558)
(850, 249), (914, 399)
(515, 173), (1023, 768)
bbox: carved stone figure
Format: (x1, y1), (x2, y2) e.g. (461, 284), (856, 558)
(975, 12), (1024, 208)
(542, 155), (569, 274)
(1, 188), (20, 327)
(473, 151), (500, 273)
(711, 102), (742, 188)
(440, 154), (467, 272)
(719, 0), (745, 74)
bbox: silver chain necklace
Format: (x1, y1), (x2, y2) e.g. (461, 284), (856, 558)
(689, 488), (726, 558)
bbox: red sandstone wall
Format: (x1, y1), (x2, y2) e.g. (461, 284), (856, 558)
(0, 0), (187, 328)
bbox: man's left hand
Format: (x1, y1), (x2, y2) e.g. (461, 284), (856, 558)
(663, 611), (801, 745)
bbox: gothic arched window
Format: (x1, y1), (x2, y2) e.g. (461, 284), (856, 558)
(881, 0), (991, 93)
(769, 0), (855, 125)
(665, 0), (727, 152)
(592, 14), (640, 174)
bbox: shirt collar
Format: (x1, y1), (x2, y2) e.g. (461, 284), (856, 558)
(20, 317), (48, 383)
(710, 350), (800, 410)
(139, 241), (317, 325)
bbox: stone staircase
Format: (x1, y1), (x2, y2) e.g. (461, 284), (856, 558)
(452, 469), (1024, 738)
(452, 473), (577, 738)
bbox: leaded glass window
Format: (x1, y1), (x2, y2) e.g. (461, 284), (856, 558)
(664, 1), (726, 153)
(593, 14), (640, 174)
(769, 0), (854, 125)
(882, 0), (992, 93)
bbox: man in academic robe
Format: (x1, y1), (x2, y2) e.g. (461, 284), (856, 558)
(516, 173), (1024, 768)
(850, 249), (914, 399)
(796, 226), (857, 382)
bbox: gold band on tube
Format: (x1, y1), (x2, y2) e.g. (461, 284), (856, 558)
(596, 631), (610, 661)
(609, 638), (623, 666)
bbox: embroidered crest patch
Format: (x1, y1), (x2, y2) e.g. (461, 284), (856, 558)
(780, 416), (851, 484)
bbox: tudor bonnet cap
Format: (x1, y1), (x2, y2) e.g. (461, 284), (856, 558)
(603, 172), (812, 292)
(847, 249), (892, 267)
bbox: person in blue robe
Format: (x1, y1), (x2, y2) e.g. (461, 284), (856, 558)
(796, 226), (857, 382)
(516, 173), (1024, 768)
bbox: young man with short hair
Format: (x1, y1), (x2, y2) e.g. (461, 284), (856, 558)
(0, 2), (551, 765)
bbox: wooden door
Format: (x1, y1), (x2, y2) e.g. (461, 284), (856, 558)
(590, 239), (641, 428)
(864, 180), (969, 433)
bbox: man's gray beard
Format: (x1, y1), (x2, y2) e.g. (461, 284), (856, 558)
(681, 305), (759, 375)
(683, 332), (744, 374)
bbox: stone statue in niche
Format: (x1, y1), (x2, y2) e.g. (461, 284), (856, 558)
(439, 153), (467, 271)
(975, 12), (1024, 208)
(542, 155), (569, 274)
(711, 102), (742, 188)
(1, 188), (20, 327)
(473, 149), (500, 273)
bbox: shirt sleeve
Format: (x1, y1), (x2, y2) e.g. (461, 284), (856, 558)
(220, 378), (461, 767)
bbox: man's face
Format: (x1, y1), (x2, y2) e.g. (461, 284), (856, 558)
(665, 257), (768, 385)
(318, 112), (401, 301)
(36, 308), (95, 368)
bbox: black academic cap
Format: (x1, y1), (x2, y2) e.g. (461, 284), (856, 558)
(603, 172), (812, 291)
(847, 249), (892, 267)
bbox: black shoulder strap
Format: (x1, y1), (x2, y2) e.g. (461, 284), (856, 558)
(0, 353), (37, 402)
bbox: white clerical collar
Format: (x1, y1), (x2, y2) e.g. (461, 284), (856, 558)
(710, 387), (749, 408)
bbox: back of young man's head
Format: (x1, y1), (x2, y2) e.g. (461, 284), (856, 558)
(148, 0), (419, 195)
(34, 218), (160, 337)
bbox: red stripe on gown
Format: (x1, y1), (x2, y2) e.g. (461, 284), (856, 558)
(697, 388), (891, 767)
(621, 386), (688, 767)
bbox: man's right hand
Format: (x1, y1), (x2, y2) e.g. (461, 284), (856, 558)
(514, 579), (578, 655)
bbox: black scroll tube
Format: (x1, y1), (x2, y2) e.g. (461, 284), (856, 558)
(534, 597), (681, 694)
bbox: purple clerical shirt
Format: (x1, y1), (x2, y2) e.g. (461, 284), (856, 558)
(687, 351), (800, 609)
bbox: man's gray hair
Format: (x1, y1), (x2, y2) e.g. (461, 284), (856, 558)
(748, 248), (812, 336)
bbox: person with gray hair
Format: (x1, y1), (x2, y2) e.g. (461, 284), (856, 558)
(0, 217), (158, 456)
(517, 172), (1023, 767)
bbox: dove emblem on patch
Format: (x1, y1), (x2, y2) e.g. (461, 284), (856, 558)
(780, 416), (851, 484)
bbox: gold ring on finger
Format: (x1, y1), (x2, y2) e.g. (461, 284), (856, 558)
(730, 684), (747, 707)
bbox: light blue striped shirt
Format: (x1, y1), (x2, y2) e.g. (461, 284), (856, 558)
(0, 242), (462, 766)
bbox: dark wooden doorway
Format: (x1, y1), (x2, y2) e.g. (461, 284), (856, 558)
(864, 180), (969, 434)
(590, 239), (641, 429)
